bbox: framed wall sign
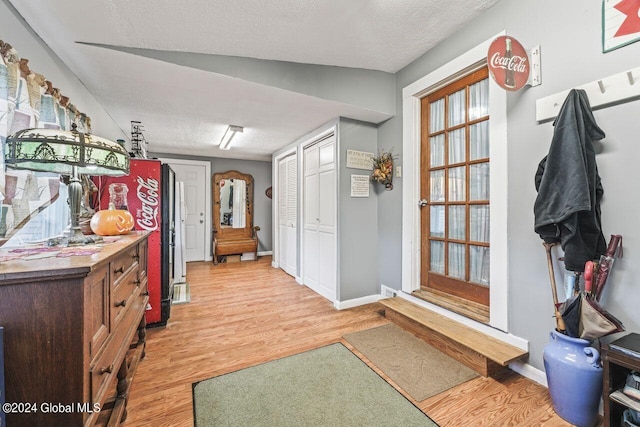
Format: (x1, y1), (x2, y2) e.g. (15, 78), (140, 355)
(350, 175), (370, 197)
(603, 0), (640, 52)
(487, 35), (530, 91)
(346, 149), (374, 170)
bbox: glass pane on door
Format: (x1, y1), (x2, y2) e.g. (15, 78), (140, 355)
(430, 241), (445, 274)
(470, 245), (490, 285)
(470, 205), (490, 243)
(448, 129), (465, 164)
(430, 99), (445, 132)
(448, 89), (466, 126)
(469, 79), (489, 120)
(430, 134), (445, 167)
(470, 121), (489, 160)
(448, 206), (465, 240)
(430, 170), (445, 202)
(430, 206), (445, 237)
(448, 243), (465, 279)
(448, 167), (466, 201)
(470, 163), (489, 200)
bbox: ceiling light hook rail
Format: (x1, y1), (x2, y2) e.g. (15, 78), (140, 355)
(597, 80), (605, 93)
(628, 71), (635, 86)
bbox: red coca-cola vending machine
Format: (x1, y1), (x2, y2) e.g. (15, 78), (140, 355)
(95, 158), (175, 327)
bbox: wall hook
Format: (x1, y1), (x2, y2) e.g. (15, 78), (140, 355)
(628, 71), (635, 86)
(597, 80), (606, 93)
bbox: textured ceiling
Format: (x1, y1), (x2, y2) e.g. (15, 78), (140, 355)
(9, 0), (499, 161)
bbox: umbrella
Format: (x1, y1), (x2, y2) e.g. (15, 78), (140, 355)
(543, 242), (566, 333)
(559, 295), (581, 338)
(593, 234), (623, 301)
(579, 295), (624, 340)
(572, 258), (625, 340)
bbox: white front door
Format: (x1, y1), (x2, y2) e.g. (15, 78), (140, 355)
(302, 134), (336, 302)
(160, 159), (210, 262)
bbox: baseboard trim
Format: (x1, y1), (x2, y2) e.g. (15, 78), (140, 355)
(509, 360), (548, 387)
(334, 294), (380, 310)
(258, 250), (273, 257)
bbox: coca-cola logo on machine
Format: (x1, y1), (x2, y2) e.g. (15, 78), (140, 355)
(136, 176), (159, 231)
(487, 35), (530, 91)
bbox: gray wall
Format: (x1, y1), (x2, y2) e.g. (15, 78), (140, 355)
(0, 0), (124, 140)
(338, 118), (379, 301)
(380, 0), (640, 370)
(150, 152), (273, 253)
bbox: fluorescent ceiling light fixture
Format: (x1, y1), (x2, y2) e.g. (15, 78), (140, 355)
(219, 125), (243, 150)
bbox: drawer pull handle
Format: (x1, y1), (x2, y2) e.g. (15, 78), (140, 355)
(114, 299), (127, 308)
(132, 254), (139, 261)
(134, 279), (141, 286)
(114, 266), (125, 274)
(142, 291), (149, 296)
(99, 364), (114, 375)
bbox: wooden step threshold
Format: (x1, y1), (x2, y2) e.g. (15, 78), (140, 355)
(379, 297), (528, 377)
(412, 288), (490, 324)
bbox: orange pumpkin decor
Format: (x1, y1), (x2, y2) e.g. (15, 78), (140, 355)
(90, 203), (135, 236)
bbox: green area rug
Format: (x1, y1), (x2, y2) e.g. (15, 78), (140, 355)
(193, 343), (437, 427)
(344, 323), (479, 401)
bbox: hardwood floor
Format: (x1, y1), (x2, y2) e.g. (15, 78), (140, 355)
(124, 257), (572, 426)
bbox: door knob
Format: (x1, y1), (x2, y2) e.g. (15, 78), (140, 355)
(418, 199), (429, 208)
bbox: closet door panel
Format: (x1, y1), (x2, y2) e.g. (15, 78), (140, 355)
(303, 228), (319, 286)
(278, 154), (297, 276)
(319, 170), (335, 232)
(304, 173), (319, 230)
(301, 134), (336, 303)
(318, 230), (336, 301)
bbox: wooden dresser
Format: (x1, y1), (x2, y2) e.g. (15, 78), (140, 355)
(0, 232), (149, 427)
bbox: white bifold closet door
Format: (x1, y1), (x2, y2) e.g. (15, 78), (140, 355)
(278, 153), (297, 277)
(303, 134), (336, 302)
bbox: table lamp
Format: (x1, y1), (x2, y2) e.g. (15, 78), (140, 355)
(4, 125), (130, 246)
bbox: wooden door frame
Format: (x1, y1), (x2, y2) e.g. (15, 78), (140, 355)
(400, 33), (509, 332)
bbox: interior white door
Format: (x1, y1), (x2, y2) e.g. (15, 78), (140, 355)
(277, 153), (297, 276)
(302, 135), (336, 302)
(161, 161), (208, 262)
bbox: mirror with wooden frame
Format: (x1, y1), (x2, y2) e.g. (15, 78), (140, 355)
(212, 170), (260, 264)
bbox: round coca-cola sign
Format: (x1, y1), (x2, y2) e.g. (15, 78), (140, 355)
(487, 36), (530, 91)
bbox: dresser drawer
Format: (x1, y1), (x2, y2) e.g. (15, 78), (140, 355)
(90, 330), (122, 405)
(111, 246), (139, 287)
(112, 267), (141, 328)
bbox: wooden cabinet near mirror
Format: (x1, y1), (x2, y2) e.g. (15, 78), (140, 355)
(212, 170), (260, 264)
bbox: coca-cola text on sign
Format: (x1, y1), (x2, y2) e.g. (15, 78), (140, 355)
(136, 175), (159, 231)
(487, 35), (530, 91)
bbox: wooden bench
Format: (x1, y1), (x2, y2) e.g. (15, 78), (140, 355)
(213, 225), (260, 264)
(212, 170), (260, 265)
(379, 297), (528, 377)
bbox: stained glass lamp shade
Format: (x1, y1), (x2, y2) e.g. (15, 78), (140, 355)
(4, 126), (130, 245)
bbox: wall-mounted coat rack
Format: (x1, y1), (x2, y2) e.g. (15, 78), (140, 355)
(536, 66), (640, 122)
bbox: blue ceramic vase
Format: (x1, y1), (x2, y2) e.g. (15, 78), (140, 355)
(543, 330), (603, 427)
